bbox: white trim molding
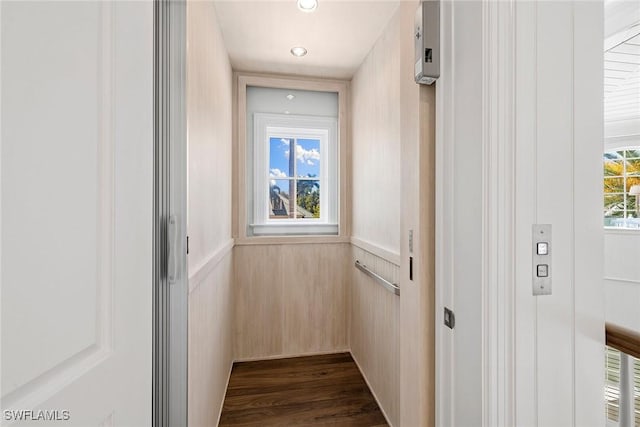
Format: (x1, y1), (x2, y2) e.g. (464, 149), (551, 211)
(434, 1), (455, 425)
(188, 238), (234, 293)
(251, 113), (338, 235)
(604, 227), (640, 235)
(481, 1), (516, 426)
(350, 236), (401, 267)
(234, 235), (349, 246)
(154, 0), (188, 424)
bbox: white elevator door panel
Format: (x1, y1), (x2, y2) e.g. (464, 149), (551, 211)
(1, 2), (153, 425)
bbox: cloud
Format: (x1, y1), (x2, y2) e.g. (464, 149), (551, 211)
(270, 168), (287, 178)
(279, 141), (319, 165)
(296, 145), (320, 166)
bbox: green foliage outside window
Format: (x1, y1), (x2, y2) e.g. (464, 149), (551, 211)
(604, 149), (640, 227)
(297, 180), (320, 218)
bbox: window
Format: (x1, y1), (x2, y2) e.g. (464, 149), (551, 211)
(604, 346), (640, 425)
(604, 148), (640, 229)
(252, 113), (338, 235)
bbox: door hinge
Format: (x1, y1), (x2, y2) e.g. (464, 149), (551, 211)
(186, 236), (189, 255)
(444, 307), (455, 329)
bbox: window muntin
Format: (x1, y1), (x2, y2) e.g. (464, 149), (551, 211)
(604, 148), (640, 229)
(252, 113), (338, 235)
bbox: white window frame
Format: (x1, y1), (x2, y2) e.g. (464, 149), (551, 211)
(252, 113), (338, 235)
(603, 145), (640, 230)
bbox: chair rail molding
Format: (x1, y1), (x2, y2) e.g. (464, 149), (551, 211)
(481, 0), (517, 426)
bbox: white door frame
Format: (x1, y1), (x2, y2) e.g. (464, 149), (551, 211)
(1, 1), (155, 425)
(436, 1), (502, 425)
(436, 2), (604, 426)
(154, 1), (188, 426)
(478, 2), (517, 425)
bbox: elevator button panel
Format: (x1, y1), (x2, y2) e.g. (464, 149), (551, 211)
(532, 224), (552, 296)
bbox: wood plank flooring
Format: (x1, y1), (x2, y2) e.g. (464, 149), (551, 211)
(219, 353), (388, 426)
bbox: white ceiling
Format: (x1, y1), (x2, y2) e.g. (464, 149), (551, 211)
(212, 0), (400, 79)
(605, 30), (640, 123)
(605, 1), (640, 125)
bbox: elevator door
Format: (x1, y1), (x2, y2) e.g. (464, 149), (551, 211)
(1, 2), (153, 425)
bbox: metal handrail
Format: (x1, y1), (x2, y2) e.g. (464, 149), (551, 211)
(355, 260), (400, 296)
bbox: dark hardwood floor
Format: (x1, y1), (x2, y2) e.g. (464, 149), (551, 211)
(219, 352), (388, 426)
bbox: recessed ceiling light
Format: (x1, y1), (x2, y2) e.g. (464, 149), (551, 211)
(284, 111), (291, 115)
(297, 0), (317, 12)
(286, 94), (295, 100)
(290, 46), (307, 57)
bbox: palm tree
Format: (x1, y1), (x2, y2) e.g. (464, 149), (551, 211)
(296, 180), (320, 218)
(603, 150), (640, 221)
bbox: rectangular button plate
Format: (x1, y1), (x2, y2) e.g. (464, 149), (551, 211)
(532, 224), (552, 295)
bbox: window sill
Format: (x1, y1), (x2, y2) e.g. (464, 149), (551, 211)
(235, 235), (349, 246)
(250, 223), (338, 236)
(604, 226), (640, 234)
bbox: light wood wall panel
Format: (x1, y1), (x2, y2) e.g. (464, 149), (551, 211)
(350, 246), (400, 426)
(350, 2), (401, 254)
(350, 3), (433, 426)
(186, 2), (234, 426)
(187, 0), (233, 272)
(234, 243), (350, 360)
(412, 83), (436, 427)
(234, 244), (284, 358)
(396, 2), (435, 426)
(188, 252), (234, 427)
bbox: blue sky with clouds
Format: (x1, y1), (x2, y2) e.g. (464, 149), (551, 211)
(269, 137), (320, 179)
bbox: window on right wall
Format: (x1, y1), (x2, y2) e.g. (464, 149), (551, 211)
(604, 148), (640, 228)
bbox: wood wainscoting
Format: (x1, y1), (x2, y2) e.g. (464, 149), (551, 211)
(233, 243), (351, 361)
